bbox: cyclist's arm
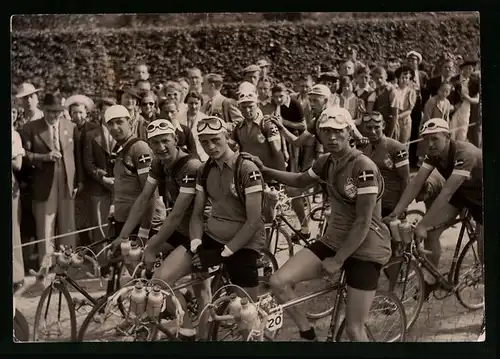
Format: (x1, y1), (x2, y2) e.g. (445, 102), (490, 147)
(132, 142), (155, 234)
(262, 167), (318, 189)
(277, 123), (313, 147)
(333, 163), (380, 264)
(150, 161), (199, 251)
(264, 121), (284, 154)
(226, 162), (264, 252)
(392, 163), (433, 216)
(393, 147), (410, 189)
(419, 154), (476, 228)
(190, 170), (209, 241)
(118, 179), (157, 238)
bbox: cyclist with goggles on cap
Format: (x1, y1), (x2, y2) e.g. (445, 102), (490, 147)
(242, 106), (391, 342)
(113, 118), (207, 339)
(384, 118), (483, 300)
(104, 105), (156, 244)
(190, 116), (266, 301)
(357, 111), (410, 218)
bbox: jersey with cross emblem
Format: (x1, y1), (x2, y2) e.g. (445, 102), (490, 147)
(421, 140), (482, 208)
(360, 136), (409, 211)
(308, 151), (391, 265)
(112, 138), (154, 222)
(147, 152), (202, 236)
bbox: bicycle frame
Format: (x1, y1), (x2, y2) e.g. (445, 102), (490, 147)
(410, 209), (476, 291)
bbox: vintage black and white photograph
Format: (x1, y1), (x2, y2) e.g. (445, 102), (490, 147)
(11, 12), (483, 344)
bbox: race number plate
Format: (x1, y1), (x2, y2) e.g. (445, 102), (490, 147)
(266, 305), (284, 331)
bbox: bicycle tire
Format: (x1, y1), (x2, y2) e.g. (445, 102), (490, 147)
(454, 237), (484, 310)
(77, 295), (128, 342)
(32, 281), (77, 342)
(266, 225), (294, 258)
(335, 290), (407, 342)
(380, 257), (425, 331)
(208, 276), (275, 342)
(13, 309), (29, 342)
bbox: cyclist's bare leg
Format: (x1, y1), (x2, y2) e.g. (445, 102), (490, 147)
(287, 187), (309, 236)
(153, 246), (208, 331)
(191, 277), (211, 339)
(269, 248), (323, 332)
(345, 286), (376, 342)
(423, 203), (459, 282)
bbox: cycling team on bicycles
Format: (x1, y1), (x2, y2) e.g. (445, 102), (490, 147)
(13, 56), (484, 342)
(103, 80), (483, 342)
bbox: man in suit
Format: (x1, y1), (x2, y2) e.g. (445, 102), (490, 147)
(202, 73), (244, 130)
(20, 93), (82, 267)
(422, 57), (457, 106)
(406, 51), (429, 168)
(83, 98), (116, 247)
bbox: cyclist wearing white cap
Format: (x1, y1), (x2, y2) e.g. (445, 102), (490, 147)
(190, 116), (265, 301)
(104, 105), (156, 241)
(114, 119), (207, 339)
(243, 106), (391, 342)
(385, 118), (483, 299)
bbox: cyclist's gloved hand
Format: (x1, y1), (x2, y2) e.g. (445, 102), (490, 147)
(191, 248), (222, 272)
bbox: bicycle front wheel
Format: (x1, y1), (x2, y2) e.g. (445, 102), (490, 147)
(454, 237), (484, 310)
(14, 309), (30, 342)
(32, 280), (77, 342)
(379, 257), (425, 331)
(335, 291), (407, 342)
(266, 225), (294, 259)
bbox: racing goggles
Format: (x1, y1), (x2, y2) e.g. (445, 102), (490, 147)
(146, 120), (176, 139)
(361, 112), (384, 123)
(420, 119), (450, 136)
(196, 116), (227, 135)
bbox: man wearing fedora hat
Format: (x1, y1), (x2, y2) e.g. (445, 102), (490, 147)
(15, 82), (44, 126)
(20, 92), (82, 268)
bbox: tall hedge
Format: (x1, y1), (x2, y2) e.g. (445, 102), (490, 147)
(11, 15), (480, 97)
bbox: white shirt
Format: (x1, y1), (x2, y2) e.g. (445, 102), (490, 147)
(12, 129), (25, 159)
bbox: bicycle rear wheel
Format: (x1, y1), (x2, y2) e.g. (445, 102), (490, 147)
(335, 291), (407, 342)
(454, 237), (484, 310)
(32, 280), (77, 342)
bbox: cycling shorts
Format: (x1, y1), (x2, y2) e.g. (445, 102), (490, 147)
(197, 234), (260, 288)
(167, 231), (190, 250)
(306, 241), (382, 291)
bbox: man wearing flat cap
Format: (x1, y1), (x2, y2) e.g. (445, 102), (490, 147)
(243, 65), (261, 87)
(405, 50), (429, 168)
(20, 93), (82, 268)
(202, 73), (243, 130)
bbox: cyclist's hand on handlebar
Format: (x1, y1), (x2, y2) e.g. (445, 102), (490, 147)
(322, 257), (343, 277)
(414, 223), (428, 241)
(382, 212), (399, 224)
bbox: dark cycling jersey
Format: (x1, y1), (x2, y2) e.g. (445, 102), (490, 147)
(421, 140), (482, 209)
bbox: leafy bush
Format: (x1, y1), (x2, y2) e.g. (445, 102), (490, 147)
(11, 15), (480, 97)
